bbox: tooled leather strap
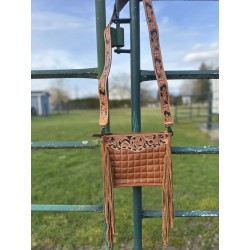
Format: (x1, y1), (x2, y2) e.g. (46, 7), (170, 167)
(98, 24), (112, 127)
(98, 0), (173, 128)
(143, 0), (173, 126)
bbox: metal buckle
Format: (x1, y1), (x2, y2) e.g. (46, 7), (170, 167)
(101, 126), (107, 135)
(166, 125), (174, 136)
(92, 126), (111, 138)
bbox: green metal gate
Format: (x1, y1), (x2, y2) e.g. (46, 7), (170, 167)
(31, 0), (219, 249)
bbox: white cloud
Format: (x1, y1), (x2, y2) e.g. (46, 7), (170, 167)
(32, 11), (95, 32)
(184, 50), (218, 62)
(183, 43), (219, 65)
(32, 49), (84, 69)
(192, 43), (205, 50)
(139, 10), (218, 71)
(210, 42), (219, 49)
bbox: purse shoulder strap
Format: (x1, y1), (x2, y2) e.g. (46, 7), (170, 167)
(98, 0), (173, 130)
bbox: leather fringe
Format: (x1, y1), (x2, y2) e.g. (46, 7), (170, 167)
(102, 141), (115, 249)
(162, 135), (174, 246)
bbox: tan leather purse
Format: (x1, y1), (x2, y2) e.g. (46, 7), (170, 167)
(98, 0), (174, 248)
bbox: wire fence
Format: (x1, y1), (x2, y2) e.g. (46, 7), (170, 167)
(174, 90), (219, 128)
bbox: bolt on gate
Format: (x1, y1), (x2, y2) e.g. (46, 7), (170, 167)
(31, 0), (219, 249)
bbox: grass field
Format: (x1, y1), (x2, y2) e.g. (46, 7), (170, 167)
(31, 107), (219, 250)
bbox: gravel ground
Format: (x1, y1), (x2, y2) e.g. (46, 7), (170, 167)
(196, 123), (219, 141)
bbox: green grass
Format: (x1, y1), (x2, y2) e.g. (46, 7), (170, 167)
(32, 108), (218, 250)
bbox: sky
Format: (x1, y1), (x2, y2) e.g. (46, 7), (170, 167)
(31, 0), (219, 99)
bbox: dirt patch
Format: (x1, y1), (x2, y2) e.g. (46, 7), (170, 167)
(197, 123), (219, 141)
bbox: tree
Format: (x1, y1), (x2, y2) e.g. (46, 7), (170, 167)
(191, 62), (211, 103)
(180, 62), (212, 103)
(140, 83), (155, 106)
(49, 79), (70, 113)
(109, 72), (131, 92)
(180, 80), (192, 96)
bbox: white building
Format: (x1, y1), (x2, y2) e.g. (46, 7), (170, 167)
(109, 87), (130, 100)
(211, 79), (219, 114)
(181, 96), (192, 106)
(31, 91), (50, 116)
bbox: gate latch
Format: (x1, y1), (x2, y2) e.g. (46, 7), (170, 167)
(111, 27), (124, 48)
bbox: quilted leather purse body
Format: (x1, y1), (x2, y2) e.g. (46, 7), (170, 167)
(102, 132), (171, 188)
(98, 0), (174, 248)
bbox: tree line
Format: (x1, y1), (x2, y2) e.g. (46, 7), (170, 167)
(48, 62), (216, 113)
(180, 62), (216, 103)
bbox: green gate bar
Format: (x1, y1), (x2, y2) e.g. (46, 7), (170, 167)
(31, 140), (100, 149)
(31, 142), (218, 153)
(31, 68), (98, 79)
(143, 210), (219, 218)
(31, 69), (218, 80)
(141, 69), (219, 81)
(31, 204), (103, 212)
(95, 0), (110, 248)
(130, 0), (143, 249)
(31, 205), (218, 217)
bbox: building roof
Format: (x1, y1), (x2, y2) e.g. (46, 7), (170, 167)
(31, 91), (50, 96)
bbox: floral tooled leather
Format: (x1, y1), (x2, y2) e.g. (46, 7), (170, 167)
(104, 132), (169, 152)
(143, 0), (173, 125)
(98, 25), (112, 126)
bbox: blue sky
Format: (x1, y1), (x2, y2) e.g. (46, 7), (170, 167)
(31, 0), (219, 99)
